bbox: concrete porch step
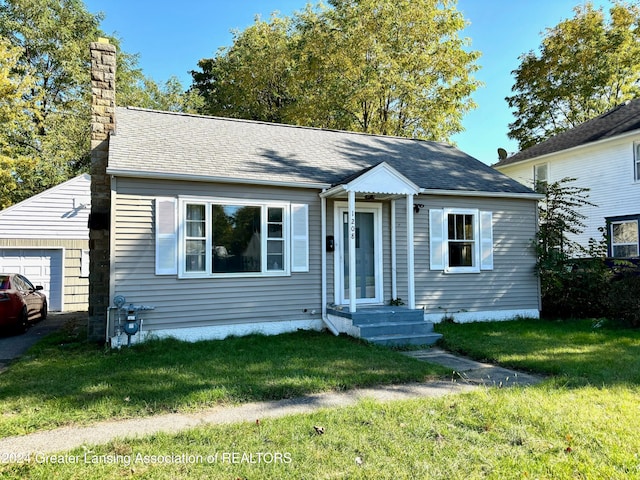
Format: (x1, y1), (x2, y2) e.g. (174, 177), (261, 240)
(358, 320), (437, 337)
(326, 305), (442, 346)
(365, 332), (443, 347)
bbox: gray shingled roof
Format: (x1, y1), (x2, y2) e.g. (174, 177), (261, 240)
(495, 99), (640, 167)
(108, 107), (533, 195)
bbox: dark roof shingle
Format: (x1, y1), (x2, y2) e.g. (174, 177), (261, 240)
(109, 107), (534, 195)
(495, 99), (640, 167)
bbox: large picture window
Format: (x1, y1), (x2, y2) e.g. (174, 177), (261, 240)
(180, 199), (289, 277)
(155, 198), (308, 277)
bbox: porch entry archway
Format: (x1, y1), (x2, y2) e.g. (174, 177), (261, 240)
(320, 162), (420, 314)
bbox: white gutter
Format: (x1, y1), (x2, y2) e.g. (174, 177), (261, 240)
(320, 193), (339, 336)
(106, 168), (331, 190)
(420, 188), (544, 200)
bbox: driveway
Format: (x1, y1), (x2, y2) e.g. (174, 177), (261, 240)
(0, 311), (85, 373)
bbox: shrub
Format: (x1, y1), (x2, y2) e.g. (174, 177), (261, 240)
(606, 271), (640, 327)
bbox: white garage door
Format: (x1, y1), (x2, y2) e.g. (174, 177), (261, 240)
(0, 248), (63, 311)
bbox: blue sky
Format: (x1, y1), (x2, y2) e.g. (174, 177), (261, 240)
(83, 0), (617, 165)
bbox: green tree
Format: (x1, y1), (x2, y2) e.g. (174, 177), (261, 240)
(191, 0), (480, 142)
(0, 38), (36, 208)
(192, 15), (296, 123)
(507, 2), (640, 149)
(0, 0), (197, 207)
(534, 178), (612, 318)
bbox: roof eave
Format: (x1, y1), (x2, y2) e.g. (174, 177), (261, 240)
(420, 188), (543, 200)
(106, 168), (331, 190)
(496, 128), (640, 169)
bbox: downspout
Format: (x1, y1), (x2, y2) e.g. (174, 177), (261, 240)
(320, 193), (339, 335)
(105, 176), (117, 342)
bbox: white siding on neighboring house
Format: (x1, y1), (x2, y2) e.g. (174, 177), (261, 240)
(0, 174), (91, 311)
(0, 174), (91, 240)
(497, 134), (640, 253)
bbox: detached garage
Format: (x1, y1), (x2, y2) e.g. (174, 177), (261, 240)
(0, 175), (90, 312)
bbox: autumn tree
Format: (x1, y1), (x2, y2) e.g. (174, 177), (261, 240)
(0, 38), (36, 208)
(191, 0), (480, 142)
(0, 0), (197, 207)
(507, 2), (640, 149)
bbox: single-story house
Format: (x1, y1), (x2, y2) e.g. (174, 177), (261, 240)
(88, 41), (541, 346)
(494, 99), (640, 258)
(0, 174), (91, 311)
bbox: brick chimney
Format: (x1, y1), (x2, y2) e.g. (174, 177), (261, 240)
(88, 39), (116, 342)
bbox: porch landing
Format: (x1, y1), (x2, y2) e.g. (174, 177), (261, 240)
(327, 306), (443, 346)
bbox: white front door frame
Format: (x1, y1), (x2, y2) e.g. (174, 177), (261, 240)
(333, 201), (384, 308)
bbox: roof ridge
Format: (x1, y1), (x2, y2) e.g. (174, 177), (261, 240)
(120, 106), (450, 146)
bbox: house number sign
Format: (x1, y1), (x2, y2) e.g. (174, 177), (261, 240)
(350, 211), (356, 240)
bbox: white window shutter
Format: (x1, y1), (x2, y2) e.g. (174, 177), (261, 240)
(429, 209), (445, 270)
(156, 197), (178, 275)
(291, 203), (309, 272)
(80, 249), (90, 278)
(480, 211), (494, 270)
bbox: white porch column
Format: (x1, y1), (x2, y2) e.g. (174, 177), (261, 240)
(348, 190), (357, 313)
(391, 199), (397, 300)
(406, 194), (415, 309)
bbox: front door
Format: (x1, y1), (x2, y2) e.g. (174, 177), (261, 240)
(336, 204), (382, 305)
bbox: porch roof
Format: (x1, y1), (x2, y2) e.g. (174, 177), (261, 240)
(320, 162), (420, 199)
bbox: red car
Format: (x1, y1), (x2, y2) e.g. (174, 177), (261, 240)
(0, 273), (48, 333)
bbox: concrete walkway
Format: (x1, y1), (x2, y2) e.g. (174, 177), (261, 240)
(0, 347), (542, 457)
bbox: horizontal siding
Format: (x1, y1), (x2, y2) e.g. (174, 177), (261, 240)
(0, 175), (90, 240)
(416, 195), (539, 317)
(111, 178), (323, 335)
(0, 238), (88, 311)
(499, 134), (640, 251)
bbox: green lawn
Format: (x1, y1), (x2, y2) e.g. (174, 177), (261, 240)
(435, 318), (640, 386)
(2, 318), (640, 479)
(0, 328), (447, 437)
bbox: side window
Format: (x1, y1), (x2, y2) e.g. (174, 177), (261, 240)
(429, 209), (493, 273)
(13, 275), (28, 291)
(534, 163), (548, 189)
(610, 219), (639, 258)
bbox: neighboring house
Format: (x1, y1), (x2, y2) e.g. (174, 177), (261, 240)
(495, 100), (640, 258)
(0, 174), (91, 312)
(88, 41), (541, 346)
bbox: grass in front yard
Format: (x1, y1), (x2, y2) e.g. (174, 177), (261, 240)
(2, 318), (640, 479)
(0, 330), (447, 437)
(3, 386), (639, 479)
(436, 318), (640, 386)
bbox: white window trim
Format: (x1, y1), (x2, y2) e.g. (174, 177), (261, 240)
(610, 219), (639, 257)
(533, 162), (549, 185)
(178, 196), (291, 279)
(443, 208), (481, 274)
